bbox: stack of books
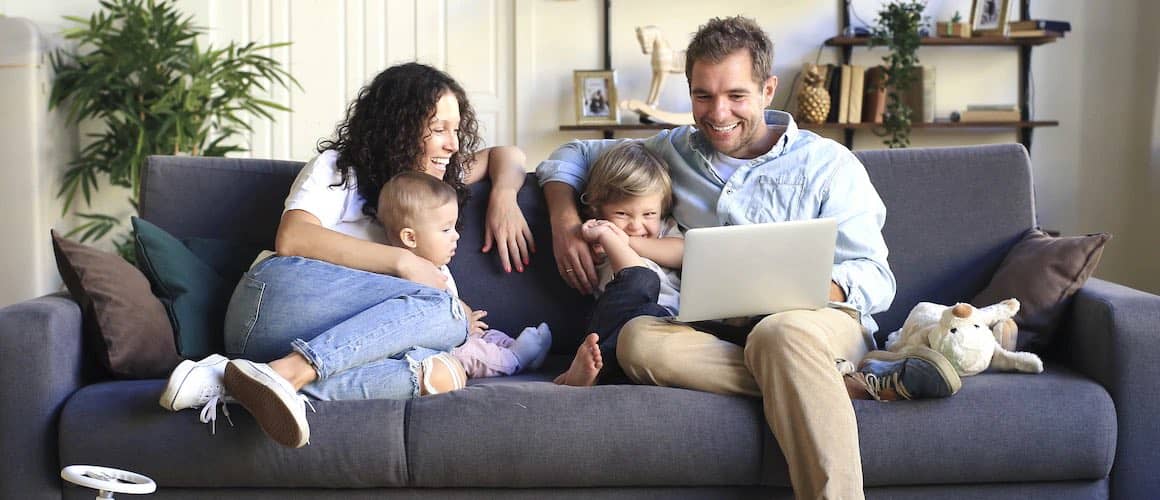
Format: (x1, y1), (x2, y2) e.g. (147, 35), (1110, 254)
(1008, 19), (1070, 38)
(960, 104), (1020, 122)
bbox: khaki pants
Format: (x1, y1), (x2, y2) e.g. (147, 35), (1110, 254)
(617, 308), (869, 500)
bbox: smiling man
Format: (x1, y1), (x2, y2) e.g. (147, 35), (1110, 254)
(537, 16), (961, 499)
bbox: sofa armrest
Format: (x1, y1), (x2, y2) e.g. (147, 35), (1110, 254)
(1060, 278), (1160, 499)
(0, 294), (87, 499)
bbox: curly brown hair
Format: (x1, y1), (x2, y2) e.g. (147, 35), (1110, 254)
(318, 63), (482, 217)
(684, 16), (774, 86)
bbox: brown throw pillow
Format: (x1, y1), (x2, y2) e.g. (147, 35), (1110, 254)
(973, 228), (1111, 353)
(51, 230), (182, 379)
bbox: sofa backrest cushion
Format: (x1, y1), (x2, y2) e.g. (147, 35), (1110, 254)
(141, 156), (303, 246)
(857, 144), (1035, 343)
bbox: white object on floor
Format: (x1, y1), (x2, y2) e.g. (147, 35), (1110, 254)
(60, 465), (156, 499)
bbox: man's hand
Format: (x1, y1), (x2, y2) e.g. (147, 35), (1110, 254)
(482, 192), (534, 273)
(551, 217), (598, 295)
(396, 252), (448, 290)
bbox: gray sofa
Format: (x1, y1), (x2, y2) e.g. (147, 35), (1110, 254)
(2, 144), (1156, 499)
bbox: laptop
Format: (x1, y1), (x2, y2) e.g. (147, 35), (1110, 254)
(675, 218), (838, 323)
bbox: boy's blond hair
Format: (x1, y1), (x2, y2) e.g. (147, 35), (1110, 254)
(582, 141), (672, 217)
(376, 171), (458, 245)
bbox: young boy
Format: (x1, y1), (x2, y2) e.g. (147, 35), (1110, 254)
(377, 171), (551, 379)
(555, 141), (683, 386)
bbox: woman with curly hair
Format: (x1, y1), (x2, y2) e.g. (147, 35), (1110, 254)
(158, 63), (533, 448)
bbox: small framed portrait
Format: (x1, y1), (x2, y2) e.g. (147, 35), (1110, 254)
(970, 0), (1010, 35)
(574, 69), (619, 125)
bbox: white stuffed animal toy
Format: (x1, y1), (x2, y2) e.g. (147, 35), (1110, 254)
(885, 299), (1043, 376)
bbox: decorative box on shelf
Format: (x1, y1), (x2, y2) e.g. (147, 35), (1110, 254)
(937, 22), (971, 38)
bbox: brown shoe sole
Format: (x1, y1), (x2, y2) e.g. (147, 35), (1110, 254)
(224, 362), (308, 448)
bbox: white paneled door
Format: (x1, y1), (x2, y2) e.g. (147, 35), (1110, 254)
(184, 0), (514, 160)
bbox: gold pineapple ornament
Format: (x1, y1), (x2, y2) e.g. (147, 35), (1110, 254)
(797, 66), (830, 124)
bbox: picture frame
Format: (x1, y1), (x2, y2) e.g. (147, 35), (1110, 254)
(573, 69), (619, 125)
(970, 0), (1010, 36)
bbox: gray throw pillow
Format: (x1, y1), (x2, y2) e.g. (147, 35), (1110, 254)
(51, 230), (182, 378)
(973, 229), (1111, 353)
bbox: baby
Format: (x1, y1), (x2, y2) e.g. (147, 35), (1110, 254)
(377, 171), (551, 379)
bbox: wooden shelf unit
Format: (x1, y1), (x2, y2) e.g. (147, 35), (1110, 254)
(560, 120), (1060, 136)
(826, 0), (1060, 149)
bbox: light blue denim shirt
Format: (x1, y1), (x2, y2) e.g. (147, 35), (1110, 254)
(536, 109), (896, 336)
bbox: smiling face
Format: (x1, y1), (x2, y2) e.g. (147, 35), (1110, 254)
(596, 192), (666, 238)
(689, 50), (778, 159)
(418, 92), (461, 179)
(403, 200), (460, 266)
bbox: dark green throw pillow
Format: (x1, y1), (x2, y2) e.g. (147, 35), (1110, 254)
(132, 217), (260, 359)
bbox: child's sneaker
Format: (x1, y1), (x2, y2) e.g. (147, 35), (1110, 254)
(223, 359), (314, 448)
(848, 346), (962, 401)
(159, 354), (229, 411)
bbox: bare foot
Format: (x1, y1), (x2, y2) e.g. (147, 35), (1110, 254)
(553, 333), (603, 387)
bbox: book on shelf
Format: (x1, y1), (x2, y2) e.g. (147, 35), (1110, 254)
(846, 64), (864, 124)
(1008, 30), (1065, 38)
(826, 63), (842, 123)
(921, 66), (935, 123)
(837, 64), (853, 124)
(1009, 19), (1071, 32)
(967, 104), (1018, 111)
(861, 66), (887, 124)
(960, 108), (1021, 122)
(894, 66), (926, 123)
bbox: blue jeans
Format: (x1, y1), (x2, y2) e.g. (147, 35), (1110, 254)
(589, 266), (671, 380)
(223, 256), (468, 400)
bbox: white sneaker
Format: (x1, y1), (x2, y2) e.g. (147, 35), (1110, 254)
(159, 354), (229, 411)
(223, 359), (315, 448)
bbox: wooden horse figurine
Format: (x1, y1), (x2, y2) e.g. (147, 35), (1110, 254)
(624, 25), (693, 125)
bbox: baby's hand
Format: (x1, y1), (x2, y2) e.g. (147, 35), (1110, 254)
(469, 308), (489, 336)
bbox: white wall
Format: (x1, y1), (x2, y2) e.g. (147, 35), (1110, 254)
(2, 0), (1158, 304)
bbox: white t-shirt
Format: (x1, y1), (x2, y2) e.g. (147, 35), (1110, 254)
(283, 150), (388, 244)
(594, 217), (683, 315)
(711, 151), (750, 183)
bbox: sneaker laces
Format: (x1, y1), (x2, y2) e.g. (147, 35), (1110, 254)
(198, 395), (233, 435)
(849, 371), (913, 401)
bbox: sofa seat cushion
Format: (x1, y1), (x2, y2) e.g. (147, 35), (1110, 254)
(59, 364), (1113, 489)
(59, 380), (411, 488)
(855, 363), (1116, 486)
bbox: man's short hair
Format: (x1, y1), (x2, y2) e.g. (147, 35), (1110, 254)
(376, 171), (458, 241)
(684, 16), (774, 85)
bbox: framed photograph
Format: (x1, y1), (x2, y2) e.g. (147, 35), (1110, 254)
(574, 69), (619, 125)
(970, 0), (1010, 36)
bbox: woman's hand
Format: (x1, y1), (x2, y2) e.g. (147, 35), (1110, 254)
(396, 252), (448, 290)
(482, 192), (535, 273)
(552, 218), (598, 295)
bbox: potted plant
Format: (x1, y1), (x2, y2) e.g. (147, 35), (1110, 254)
(869, 0), (926, 148)
(50, 0), (297, 260)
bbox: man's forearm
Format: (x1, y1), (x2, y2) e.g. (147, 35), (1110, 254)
(543, 182), (582, 228)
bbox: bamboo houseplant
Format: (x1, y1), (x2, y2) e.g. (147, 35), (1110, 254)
(50, 0), (297, 260)
(869, 0), (926, 148)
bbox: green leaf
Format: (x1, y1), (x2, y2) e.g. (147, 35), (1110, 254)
(49, 0), (295, 245)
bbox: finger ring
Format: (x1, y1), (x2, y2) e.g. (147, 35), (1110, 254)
(565, 268), (575, 273)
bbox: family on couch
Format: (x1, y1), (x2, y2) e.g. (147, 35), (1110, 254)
(159, 15), (961, 500)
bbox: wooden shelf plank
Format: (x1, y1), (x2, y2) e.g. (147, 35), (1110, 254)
(825, 35), (1062, 47)
(559, 121), (1059, 133)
